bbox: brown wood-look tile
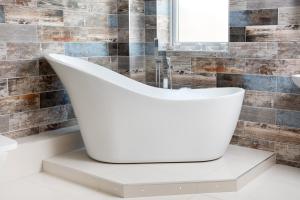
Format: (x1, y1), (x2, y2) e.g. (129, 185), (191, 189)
(5, 6), (63, 26)
(7, 43), (40, 60)
(16, 0), (37, 7)
(278, 42), (300, 59)
(0, 94), (39, 115)
(8, 76), (39, 96)
(274, 59), (300, 76)
(247, 0), (300, 10)
(9, 105), (68, 131)
(0, 60), (38, 79)
(235, 135), (275, 152)
(244, 59), (277, 75)
(191, 73), (217, 88)
(274, 93), (300, 111)
(275, 143), (300, 163)
(0, 24), (37, 42)
(244, 90), (274, 108)
(246, 25), (300, 42)
(240, 106), (276, 124)
(229, 42), (278, 59)
(279, 7), (300, 25)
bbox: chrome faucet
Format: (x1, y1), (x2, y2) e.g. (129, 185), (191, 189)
(166, 57), (173, 89)
(154, 38), (162, 88)
(154, 38), (173, 89)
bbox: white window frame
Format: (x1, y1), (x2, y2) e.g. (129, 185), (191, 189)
(170, 0), (230, 51)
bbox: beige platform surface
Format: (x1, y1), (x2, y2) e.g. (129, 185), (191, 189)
(43, 145), (275, 197)
(2, 165), (300, 200)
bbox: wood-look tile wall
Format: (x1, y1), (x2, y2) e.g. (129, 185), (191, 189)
(0, 0), (124, 138)
(147, 0), (300, 167)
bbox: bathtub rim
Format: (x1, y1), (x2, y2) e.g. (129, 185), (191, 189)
(45, 53), (245, 102)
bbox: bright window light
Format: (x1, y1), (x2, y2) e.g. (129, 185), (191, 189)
(173, 0), (229, 43)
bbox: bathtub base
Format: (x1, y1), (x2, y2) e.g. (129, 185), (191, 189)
(43, 145), (275, 198)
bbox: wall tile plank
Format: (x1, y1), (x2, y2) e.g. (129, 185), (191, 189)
(64, 11), (113, 27)
(277, 110), (300, 128)
(230, 0), (247, 11)
(41, 42), (64, 55)
(16, 0), (37, 7)
(276, 143), (300, 165)
(246, 25), (300, 42)
(243, 122), (300, 145)
(230, 27), (246, 42)
(247, 0), (300, 10)
(244, 59), (277, 75)
(40, 90), (69, 108)
(38, 26), (118, 42)
(278, 42), (300, 59)
(230, 9), (278, 27)
(9, 105), (68, 131)
(275, 59), (300, 76)
(244, 90), (274, 108)
(8, 76), (40, 96)
(4, 6), (63, 26)
(240, 106), (276, 124)
(229, 42), (278, 59)
(0, 0), (15, 6)
(217, 73), (277, 92)
(37, 0), (117, 13)
(274, 93), (300, 111)
(65, 43), (108, 57)
(279, 7), (300, 25)
(0, 94), (39, 115)
(0, 60), (39, 79)
(0, 24), (37, 42)
(277, 76), (300, 94)
(8, 75), (63, 96)
(6, 43), (40, 60)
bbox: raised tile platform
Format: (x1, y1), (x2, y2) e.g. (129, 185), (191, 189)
(43, 145), (275, 198)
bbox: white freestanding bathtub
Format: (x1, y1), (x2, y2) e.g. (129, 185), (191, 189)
(46, 54), (245, 163)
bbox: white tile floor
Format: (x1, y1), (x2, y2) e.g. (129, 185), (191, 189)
(0, 165), (299, 200)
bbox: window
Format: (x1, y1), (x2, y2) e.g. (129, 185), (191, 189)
(172, 0), (229, 45)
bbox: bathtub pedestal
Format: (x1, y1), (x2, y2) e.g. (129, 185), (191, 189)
(43, 145), (275, 198)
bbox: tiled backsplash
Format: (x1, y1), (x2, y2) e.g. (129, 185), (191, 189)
(0, 0), (123, 138)
(145, 0), (300, 167)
